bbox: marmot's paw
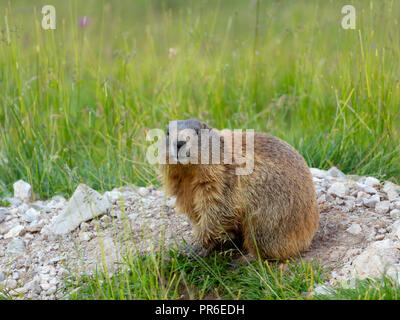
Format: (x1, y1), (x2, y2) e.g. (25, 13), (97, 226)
(228, 254), (256, 270)
(180, 243), (211, 259)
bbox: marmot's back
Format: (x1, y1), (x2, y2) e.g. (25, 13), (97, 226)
(233, 133), (319, 259)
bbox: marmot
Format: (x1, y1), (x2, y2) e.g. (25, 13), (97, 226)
(159, 119), (319, 263)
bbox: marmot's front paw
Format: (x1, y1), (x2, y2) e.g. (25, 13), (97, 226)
(180, 243), (211, 258)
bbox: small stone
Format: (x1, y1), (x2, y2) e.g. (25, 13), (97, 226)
(0, 208), (9, 223)
(128, 213), (138, 220)
(4, 279), (18, 289)
(21, 208), (40, 223)
(327, 182), (347, 198)
(310, 168), (328, 178)
(346, 223), (362, 235)
(327, 167), (347, 179)
(13, 180), (33, 202)
(391, 221), (400, 240)
(17, 203), (30, 214)
(363, 194), (380, 208)
(4, 225), (24, 239)
(374, 234), (385, 241)
(13, 286), (28, 295)
(383, 182), (400, 202)
(166, 197), (176, 208)
(138, 187), (149, 197)
(6, 238), (26, 256)
(0, 223), (11, 235)
(356, 191), (369, 200)
(79, 232), (91, 241)
(375, 201), (390, 214)
(390, 209), (400, 219)
(314, 284), (332, 295)
(0, 271), (5, 282)
(365, 177), (380, 187)
(80, 222), (90, 230)
(26, 221), (43, 233)
(345, 200), (355, 211)
(3, 197), (22, 207)
(25, 279), (41, 294)
(40, 282), (51, 291)
(392, 201), (400, 210)
(355, 182), (377, 194)
(104, 190), (123, 203)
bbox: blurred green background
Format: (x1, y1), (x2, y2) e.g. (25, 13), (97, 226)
(0, 0), (399, 198)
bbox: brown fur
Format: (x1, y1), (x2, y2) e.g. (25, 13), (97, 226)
(160, 121), (319, 260)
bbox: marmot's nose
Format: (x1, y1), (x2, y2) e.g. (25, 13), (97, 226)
(177, 140), (186, 150)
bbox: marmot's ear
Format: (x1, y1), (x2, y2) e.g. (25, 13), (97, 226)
(200, 122), (211, 130)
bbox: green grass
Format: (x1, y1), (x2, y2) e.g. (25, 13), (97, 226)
(0, 0), (399, 199)
(63, 248), (400, 300)
(1, 0), (400, 300)
(64, 248), (327, 300)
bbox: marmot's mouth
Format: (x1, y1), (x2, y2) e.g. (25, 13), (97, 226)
(169, 147), (192, 164)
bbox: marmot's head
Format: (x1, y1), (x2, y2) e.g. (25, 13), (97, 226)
(163, 118), (223, 166)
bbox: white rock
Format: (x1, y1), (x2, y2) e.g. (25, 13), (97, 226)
(391, 221), (400, 241)
(375, 201), (390, 215)
(46, 196), (67, 210)
(4, 225), (24, 239)
(26, 221), (43, 233)
(4, 279), (18, 289)
(166, 197), (176, 208)
(3, 197), (22, 207)
(0, 222), (11, 235)
(327, 182), (347, 198)
(13, 286), (28, 295)
(390, 209), (400, 218)
(356, 191), (369, 200)
(392, 201), (400, 210)
(346, 223), (362, 235)
(310, 168), (328, 178)
(17, 203), (30, 214)
(13, 180), (32, 202)
(104, 190), (123, 203)
(0, 208), (8, 223)
(351, 239), (400, 280)
(355, 182), (377, 195)
(21, 208), (40, 223)
(138, 187), (149, 197)
(128, 213), (138, 220)
(327, 167), (347, 179)
(363, 194), (380, 208)
(383, 181), (400, 202)
(79, 232), (91, 241)
(365, 177), (380, 187)
(49, 184), (111, 235)
(313, 284), (332, 295)
(345, 200), (356, 211)
(40, 282), (51, 291)
(6, 238), (26, 256)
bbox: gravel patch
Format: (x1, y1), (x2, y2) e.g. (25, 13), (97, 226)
(1, 167), (400, 299)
